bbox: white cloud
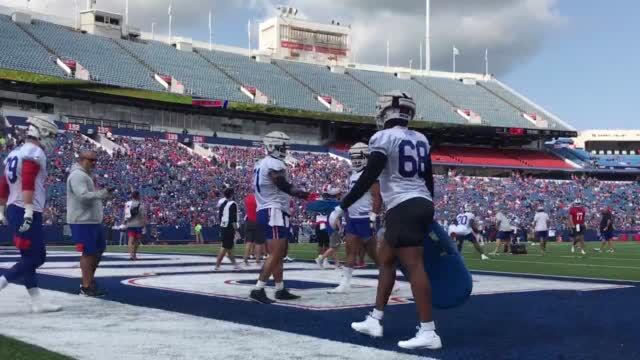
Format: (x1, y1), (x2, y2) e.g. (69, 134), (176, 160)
(2, 0), (566, 75)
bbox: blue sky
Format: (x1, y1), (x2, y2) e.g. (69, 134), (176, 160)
(9, 0), (637, 130)
(501, 1), (639, 130)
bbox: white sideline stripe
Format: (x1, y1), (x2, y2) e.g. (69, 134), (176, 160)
(471, 270), (640, 284)
(467, 258), (640, 270)
(0, 287), (432, 360)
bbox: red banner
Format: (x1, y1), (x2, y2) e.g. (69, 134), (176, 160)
(192, 99), (228, 109)
(165, 133), (179, 141)
(62, 59), (76, 69)
(509, 128), (525, 136)
(281, 41), (313, 51)
(315, 46), (347, 56)
(65, 123), (80, 132)
(97, 126), (112, 134)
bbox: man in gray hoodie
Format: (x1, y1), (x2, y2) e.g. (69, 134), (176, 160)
(66, 150), (112, 297)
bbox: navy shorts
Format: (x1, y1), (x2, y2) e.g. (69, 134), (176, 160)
(71, 224), (105, 256)
(601, 230), (614, 240)
(345, 217), (373, 240)
(535, 231), (549, 241)
(257, 208), (290, 241)
(456, 233), (476, 242)
(497, 231), (512, 241)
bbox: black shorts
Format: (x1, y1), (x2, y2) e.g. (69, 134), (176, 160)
(535, 231), (549, 241)
(572, 226), (586, 237)
(244, 220), (265, 245)
(384, 197), (434, 248)
(317, 230), (330, 248)
(221, 227), (235, 250)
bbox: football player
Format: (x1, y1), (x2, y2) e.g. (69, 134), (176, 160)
(454, 205), (489, 260)
(595, 207), (615, 253)
(0, 117), (62, 313)
(568, 200), (587, 255)
(331, 92), (442, 350)
(532, 206), (550, 254)
(328, 142), (382, 294)
(249, 131), (309, 304)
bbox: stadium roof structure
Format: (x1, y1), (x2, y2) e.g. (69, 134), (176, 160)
(0, 10), (576, 136)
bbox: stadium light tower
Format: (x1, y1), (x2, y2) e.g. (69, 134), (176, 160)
(425, 0), (431, 72)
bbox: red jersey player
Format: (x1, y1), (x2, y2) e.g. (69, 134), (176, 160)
(0, 117), (61, 313)
(568, 199), (587, 255)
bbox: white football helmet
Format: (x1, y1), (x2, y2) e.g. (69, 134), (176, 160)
(349, 142), (369, 172)
(26, 116), (58, 152)
(464, 204), (473, 213)
(375, 91), (416, 129)
(263, 131), (290, 160)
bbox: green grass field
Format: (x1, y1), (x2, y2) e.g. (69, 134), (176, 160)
(47, 240), (640, 282)
(0, 335), (74, 360)
(5, 241), (639, 359)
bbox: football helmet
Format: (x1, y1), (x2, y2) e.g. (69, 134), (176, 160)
(348, 142), (369, 172)
(263, 131), (290, 160)
(26, 116), (58, 152)
(374, 91), (416, 129)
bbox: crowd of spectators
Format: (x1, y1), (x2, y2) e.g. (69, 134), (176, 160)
(1, 132), (638, 233)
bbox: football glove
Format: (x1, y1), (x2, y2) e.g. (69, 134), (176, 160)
(19, 204), (34, 233)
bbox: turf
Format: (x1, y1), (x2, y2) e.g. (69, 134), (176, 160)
(49, 241), (640, 281)
(0, 335), (74, 360)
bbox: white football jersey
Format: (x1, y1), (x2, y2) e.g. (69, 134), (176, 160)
(4, 142), (48, 212)
(346, 170), (373, 219)
(368, 126), (432, 210)
(455, 212), (475, 235)
(254, 156), (290, 213)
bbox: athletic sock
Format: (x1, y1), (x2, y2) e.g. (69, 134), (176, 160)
(420, 321), (436, 331)
(344, 267), (354, 281)
(255, 280), (266, 290)
(27, 287), (41, 301)
(371, 308), (384, 321)
(275, 282), (284, 291)
(0, 276), (8, 291)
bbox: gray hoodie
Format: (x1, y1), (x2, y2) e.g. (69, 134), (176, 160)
(66, 163), (110, 224)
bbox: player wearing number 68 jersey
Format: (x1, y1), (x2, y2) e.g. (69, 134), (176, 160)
(330, 91), (442, 350)
(0, 117), (62, 313)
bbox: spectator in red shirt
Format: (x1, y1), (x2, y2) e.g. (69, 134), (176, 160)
(568, 199), (587, 255)
(243, 193), (264, 265)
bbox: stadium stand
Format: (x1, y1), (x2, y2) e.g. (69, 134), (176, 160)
(0, 16), (578, 131)
(348, 69), (465, 124)
(0, 15), (66, 77)
(22, 19), (164, 91)
(114, 39), (243, 100)
(416, 77), (527, 128)
(199, 50), (327, 111)
(274, 60), (375, 115)
(432, 146), (572, 169)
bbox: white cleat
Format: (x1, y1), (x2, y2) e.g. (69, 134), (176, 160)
(398, 327), (442, 350)
(351, 314), (383, 338)
(315, 256), (324, 268)
(481, 254), (490, 260)
(328, 283), (350, 294)
(571, 246), (575, 254)
(581, 250), (586, 255)
(323, 258), (330, 269)
(31, 302), (62, 314)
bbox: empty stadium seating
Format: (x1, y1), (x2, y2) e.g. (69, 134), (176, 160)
(416, 77), (529, 128)
(433, 146), (572, 169)
(23, 20), (163, 91)
(199, 50), (327, 111)
(0, 15), (65, 77)
(114, 39), (243, 100)
(0, 16), (574, 130)
(348, 69), (465, 124)
(482, 80), (565, 130)
(275, 60), (375, 115)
